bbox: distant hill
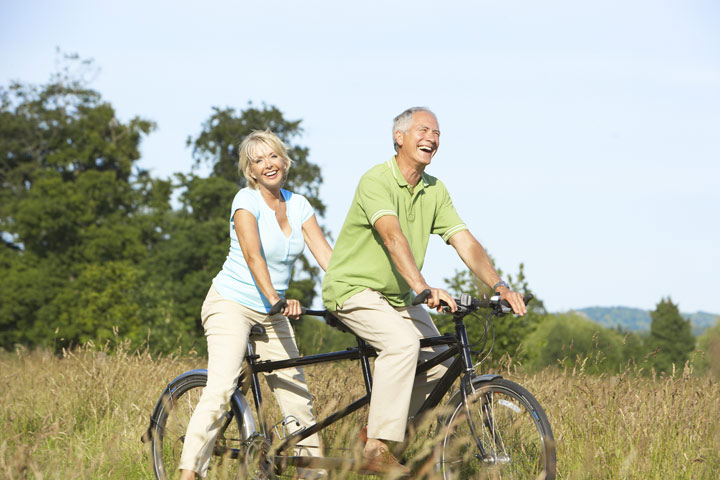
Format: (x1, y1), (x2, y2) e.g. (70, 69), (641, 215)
(574, 307), (718, 337)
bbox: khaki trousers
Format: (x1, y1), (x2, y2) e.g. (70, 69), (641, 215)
(179, 285), (321, 477)
(332, 288), (451, 442)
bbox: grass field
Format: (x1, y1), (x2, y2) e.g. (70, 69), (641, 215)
(2, 340), (719, 479)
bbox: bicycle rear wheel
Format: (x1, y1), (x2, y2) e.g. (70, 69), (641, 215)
(149, 371), (261, 479)
(440, 378), (556, 480)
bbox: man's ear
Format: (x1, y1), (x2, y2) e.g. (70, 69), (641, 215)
(394, 130), (404, 148)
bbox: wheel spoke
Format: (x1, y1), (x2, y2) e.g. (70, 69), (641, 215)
(150, 374), (260, 479)
(440, 379), (555, 479)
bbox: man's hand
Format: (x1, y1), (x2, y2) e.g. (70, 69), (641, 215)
(496, 287), (527, 316)
(423, 286), (457, 313)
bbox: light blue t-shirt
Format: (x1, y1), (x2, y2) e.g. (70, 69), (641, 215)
(213, 188), (314, 313)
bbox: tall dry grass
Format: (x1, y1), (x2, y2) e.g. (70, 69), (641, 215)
(2, 340), (719, 479)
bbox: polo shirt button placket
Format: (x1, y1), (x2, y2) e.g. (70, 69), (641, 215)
(407, 187), (416, 221)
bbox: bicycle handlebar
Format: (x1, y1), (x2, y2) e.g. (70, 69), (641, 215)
(412, 288), (533, 314)
(270, 288), (533, 318)
(268, 298), (288, 316)
(268, 298), (328, 318)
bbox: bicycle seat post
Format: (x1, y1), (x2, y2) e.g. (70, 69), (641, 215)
(244, 341), (265, 430)
(356, 337), (374, 395)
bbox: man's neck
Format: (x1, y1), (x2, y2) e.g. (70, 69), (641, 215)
(395, 154), (424, 188)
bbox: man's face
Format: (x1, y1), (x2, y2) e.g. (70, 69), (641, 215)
(395, 111), (440, 167)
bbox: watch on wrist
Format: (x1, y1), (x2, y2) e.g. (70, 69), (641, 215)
(493, 280), (510, 291)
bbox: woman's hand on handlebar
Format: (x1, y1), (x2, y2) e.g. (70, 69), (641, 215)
(268, 297), (302, 318)
(283, 299), (302, 319)
(497, 287), (527, 316)
(424, 286), (457, 313)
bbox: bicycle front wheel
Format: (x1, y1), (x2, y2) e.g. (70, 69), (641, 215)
(440, 378), (556, 480)
(149, 371), (257, 480)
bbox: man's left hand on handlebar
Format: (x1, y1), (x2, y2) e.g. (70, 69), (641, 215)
(496, 286), (527, 316)
(423, 286), (457, 313)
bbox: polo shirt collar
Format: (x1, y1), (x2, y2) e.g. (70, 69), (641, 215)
(388, 156), (430, 190)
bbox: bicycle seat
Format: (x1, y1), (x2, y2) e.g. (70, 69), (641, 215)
(325, 313), (355, 335)
(250, 324), (266, 336)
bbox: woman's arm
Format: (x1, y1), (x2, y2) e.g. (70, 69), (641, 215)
(234, 209), (301, 317)
(302, 214), (333, 271)
(234, 209), (280, 304)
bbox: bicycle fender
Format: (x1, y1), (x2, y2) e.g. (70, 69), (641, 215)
(230, 388), (257, 440)
(445, 374), (503, 412)
(142, 369), (257, 443)
(142, 369), (209, 443)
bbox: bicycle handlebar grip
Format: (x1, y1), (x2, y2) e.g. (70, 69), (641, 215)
(500, 293), (535, 311)
(412, 289), (433, 306)
(523, 293), (534, 305)
(268, 298), (287, 316)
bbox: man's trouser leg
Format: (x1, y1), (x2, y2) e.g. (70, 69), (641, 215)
(396, 304), (452, 417)
(333, 289), (450, 442)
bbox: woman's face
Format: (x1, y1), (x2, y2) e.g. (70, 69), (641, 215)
(249, 143), (285, 190)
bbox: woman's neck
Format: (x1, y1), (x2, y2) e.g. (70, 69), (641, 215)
(257, 185), (284, 208)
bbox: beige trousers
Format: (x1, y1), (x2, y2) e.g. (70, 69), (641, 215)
(179, 285), (321, 477)
(332, 288), (451, 442)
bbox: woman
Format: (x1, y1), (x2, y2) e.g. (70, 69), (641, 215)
(179, 130), (332, 479)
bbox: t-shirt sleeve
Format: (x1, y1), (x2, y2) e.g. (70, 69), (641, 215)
(231, 189), (260, 220)
(298, 194), (315, 224)
(356, 175), (397, 226)
(431, 181), (468, 243)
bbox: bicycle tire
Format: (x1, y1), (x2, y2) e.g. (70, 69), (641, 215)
(439, 377), (556, 480)
(149, 371), (266, 480)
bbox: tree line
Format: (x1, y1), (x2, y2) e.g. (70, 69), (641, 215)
(2, 55), (718, 377)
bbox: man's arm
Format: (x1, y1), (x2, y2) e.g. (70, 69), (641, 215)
(448, 230), (527, 315)
(374, 215), (457, 312)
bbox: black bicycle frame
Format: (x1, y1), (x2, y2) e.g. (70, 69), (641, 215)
(241, 311), (484, 460)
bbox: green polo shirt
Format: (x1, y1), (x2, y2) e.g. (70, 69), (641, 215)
(322, 156), (467, 310)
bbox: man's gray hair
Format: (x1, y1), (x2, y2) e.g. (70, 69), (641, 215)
(392, 107), (437, 152)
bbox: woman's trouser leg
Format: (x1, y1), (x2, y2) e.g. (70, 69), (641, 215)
(252, 313), (323, 456)
(179, 286), (251, 476)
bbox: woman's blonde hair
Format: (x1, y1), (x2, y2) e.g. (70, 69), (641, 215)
(238, 130), (293, 189)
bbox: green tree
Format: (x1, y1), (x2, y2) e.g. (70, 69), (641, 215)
(693, 317), (720, 379)
(523, 312), (645, 373)
(648, 297), (695, 374)
(0, 56), (329, 354)
(0, 53), (166, 349)
(437, 262), (545, 365)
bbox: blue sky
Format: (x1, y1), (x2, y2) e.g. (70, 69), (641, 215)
(2, 0), (719, 314)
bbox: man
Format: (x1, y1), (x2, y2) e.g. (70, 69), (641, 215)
(322, 107), (527, 474)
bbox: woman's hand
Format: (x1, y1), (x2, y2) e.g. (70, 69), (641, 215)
(283, 299), (302, 319)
